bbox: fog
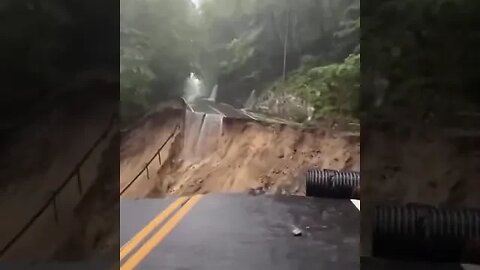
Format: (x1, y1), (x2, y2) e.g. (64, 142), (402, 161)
(121, 0), (359, 124)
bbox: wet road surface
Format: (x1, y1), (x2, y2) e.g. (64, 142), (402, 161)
(0, 260), (116, 270)
(184, 98), (300, 125)
(186, 99), (251, 119)
(120, 194), (359, 270)
(361, 257), (480, 270)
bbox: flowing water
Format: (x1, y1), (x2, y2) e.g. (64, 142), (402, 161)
(182, 110), (204, 161)
(244, 89), (256, 110)
(182, 74), (223, 163)
(182, 111), (223, 162)
(208, 84), (218, 102)
(183, 72), (206, 103)
(195, 113), (223, 158)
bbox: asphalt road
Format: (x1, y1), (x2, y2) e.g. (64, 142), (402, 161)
(361, 257), (480, 270)
(185, 99), (252, 119)
(184, 98), (301, 125)
(120, 194), (360, 270)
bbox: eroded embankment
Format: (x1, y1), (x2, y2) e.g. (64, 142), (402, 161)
(361, 123), (480, 256)
(0, 89), (116, 260)
(120, 110), (360, 199)
(120, 106), (185, 191)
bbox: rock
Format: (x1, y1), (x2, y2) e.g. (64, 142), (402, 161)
(291, 226), (303, 236)
(248, 187), (266, 196)
(278, 153), (285, 158)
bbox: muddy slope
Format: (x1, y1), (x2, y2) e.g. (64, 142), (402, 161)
(361, 123), (480, 256)
(136, 117), (360, 198)
(120, 106), (185, 190)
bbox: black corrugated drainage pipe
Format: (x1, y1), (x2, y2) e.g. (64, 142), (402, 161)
(305, 168), (360, 199)
(373, 203), (480, 264)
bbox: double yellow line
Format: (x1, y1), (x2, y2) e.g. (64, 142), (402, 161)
(120, 195), (203, 270)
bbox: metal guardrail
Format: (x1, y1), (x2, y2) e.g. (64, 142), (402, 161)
(120, 124), (179, 195)
(0, 114), (118, 258)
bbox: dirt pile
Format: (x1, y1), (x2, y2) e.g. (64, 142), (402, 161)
(123, 117), (360, 198)
(363, 132), (480, 207)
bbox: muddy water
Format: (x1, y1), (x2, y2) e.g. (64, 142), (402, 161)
(148, 119), (360, 198)
(195, 114), (223, 159)
(120, 106), (360, 199)
(182, 110), (223, 162)
(182, 110), (204, 161)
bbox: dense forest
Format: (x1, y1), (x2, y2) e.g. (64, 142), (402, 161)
(120, 0), (360, 124)
(5, 0), (477, 127)
(0, 0), (118, 138)
(363, 0), (480, 123)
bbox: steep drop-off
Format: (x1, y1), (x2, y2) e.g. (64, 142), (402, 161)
(120, 106), (360, 199)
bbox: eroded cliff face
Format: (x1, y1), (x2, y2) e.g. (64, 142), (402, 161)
(120, 105), (359, 199)
(361, 122), (480, 256)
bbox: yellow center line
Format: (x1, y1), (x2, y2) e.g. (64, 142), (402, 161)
(120, 196), (190, 261)
(121, 194), (203, 270)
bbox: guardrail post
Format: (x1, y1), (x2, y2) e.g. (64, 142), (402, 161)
(121, 125), (176, 195)
(76, 169), (82, 194)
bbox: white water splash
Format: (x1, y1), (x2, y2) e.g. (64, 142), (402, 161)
(243, 89), (256, 110)
(183, 72), (206, 103)
(207, 84), (218, 102)
(195, 113), (223, 159)
(182, 110), (223, 162)
(182, 110), (204, 161)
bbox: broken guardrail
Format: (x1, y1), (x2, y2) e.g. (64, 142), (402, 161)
(120, 124), (179, 195)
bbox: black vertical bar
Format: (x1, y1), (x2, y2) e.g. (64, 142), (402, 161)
(158, 150), (161, 165)
(77, 169), (82, 194)
(52, 197), (59, 224)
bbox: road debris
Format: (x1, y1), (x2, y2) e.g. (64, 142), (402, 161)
(291, 225), (303, 236)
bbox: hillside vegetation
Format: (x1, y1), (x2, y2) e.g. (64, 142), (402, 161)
(120, 0), (360, 125)
(363, 0), (480, 122)
(256, 54), (359, 123)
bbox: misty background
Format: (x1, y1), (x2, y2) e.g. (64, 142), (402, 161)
(120, 0), (360, 125)
(2, 0), (478, 132)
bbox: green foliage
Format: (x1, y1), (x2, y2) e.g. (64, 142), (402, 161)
(120, 0), (199, 123)
(1, 0), (116, 94)
(363, 0), (480, 119)
(198, 0), (360, 105)
(308, 54), (360, 118)
(119, 0), (361, 123)
(271, 54), (360, 120)
(0, 0), (118, 132)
